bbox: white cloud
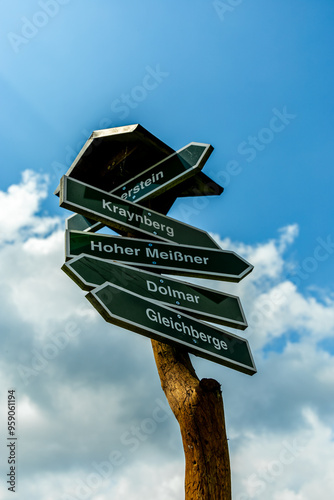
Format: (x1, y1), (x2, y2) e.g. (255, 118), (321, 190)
(0, 170), (60, 244)
(212, 224), (299, 284)
(102, 461), (184, 500)
(231, 406), (334, 499)
(0, 173), (334, 500)
(0, 227), (95, 335)
(210, 226), (334, 350)
(1, 461), (184, 500)
(273, 491), (304, 500)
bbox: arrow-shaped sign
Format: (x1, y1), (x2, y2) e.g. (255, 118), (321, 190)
(59, 176), (220, 249)
(110, 142), (213, 202)
(86, 282), (256, 375)
(65, 231), (253, 282)
(63, 254), (248, 329)
(65, 142), (216, 233)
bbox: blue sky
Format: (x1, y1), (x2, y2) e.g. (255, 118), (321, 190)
(1, 1), (334, 499)
(2, 0), (334, 290)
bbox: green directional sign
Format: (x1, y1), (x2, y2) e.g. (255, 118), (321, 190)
(86, 282), (256, 375)
(111, 142), (213, 202)
(59, 176), (220, 249)
(64, 141), (217, 233)
(65, 231), (253, 282)
(63, 254), (248, 329)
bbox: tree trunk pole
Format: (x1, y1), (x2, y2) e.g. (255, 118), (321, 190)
(151, 339), (232, 500)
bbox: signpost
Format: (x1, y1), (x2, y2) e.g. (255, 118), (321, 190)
(63, 255), (248, 329)
(65, 231), (253, 282)
(59, 176), (220, 249)
(86, 282), (256, 375)
(57, 124), (256, 500)
(58, 123), (255, 369)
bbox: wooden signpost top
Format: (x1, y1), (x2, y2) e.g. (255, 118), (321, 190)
(54, 124), (223, 214)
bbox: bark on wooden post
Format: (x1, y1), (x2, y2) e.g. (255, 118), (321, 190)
(151, 339), (232, 500)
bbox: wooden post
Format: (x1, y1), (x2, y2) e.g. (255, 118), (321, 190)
(151, 339), (232, 500)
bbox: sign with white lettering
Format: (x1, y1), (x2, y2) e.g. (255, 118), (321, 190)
(59, 176), (220, 249)
(86, 283), (256, 375)
(55, 124), (223, 232)
(65, 231), (254, 282)
(54, 125), (222, 199)
(66, 170), (223, 233)
(111, 142), (213, 202)
(63, 255), (248, 329)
